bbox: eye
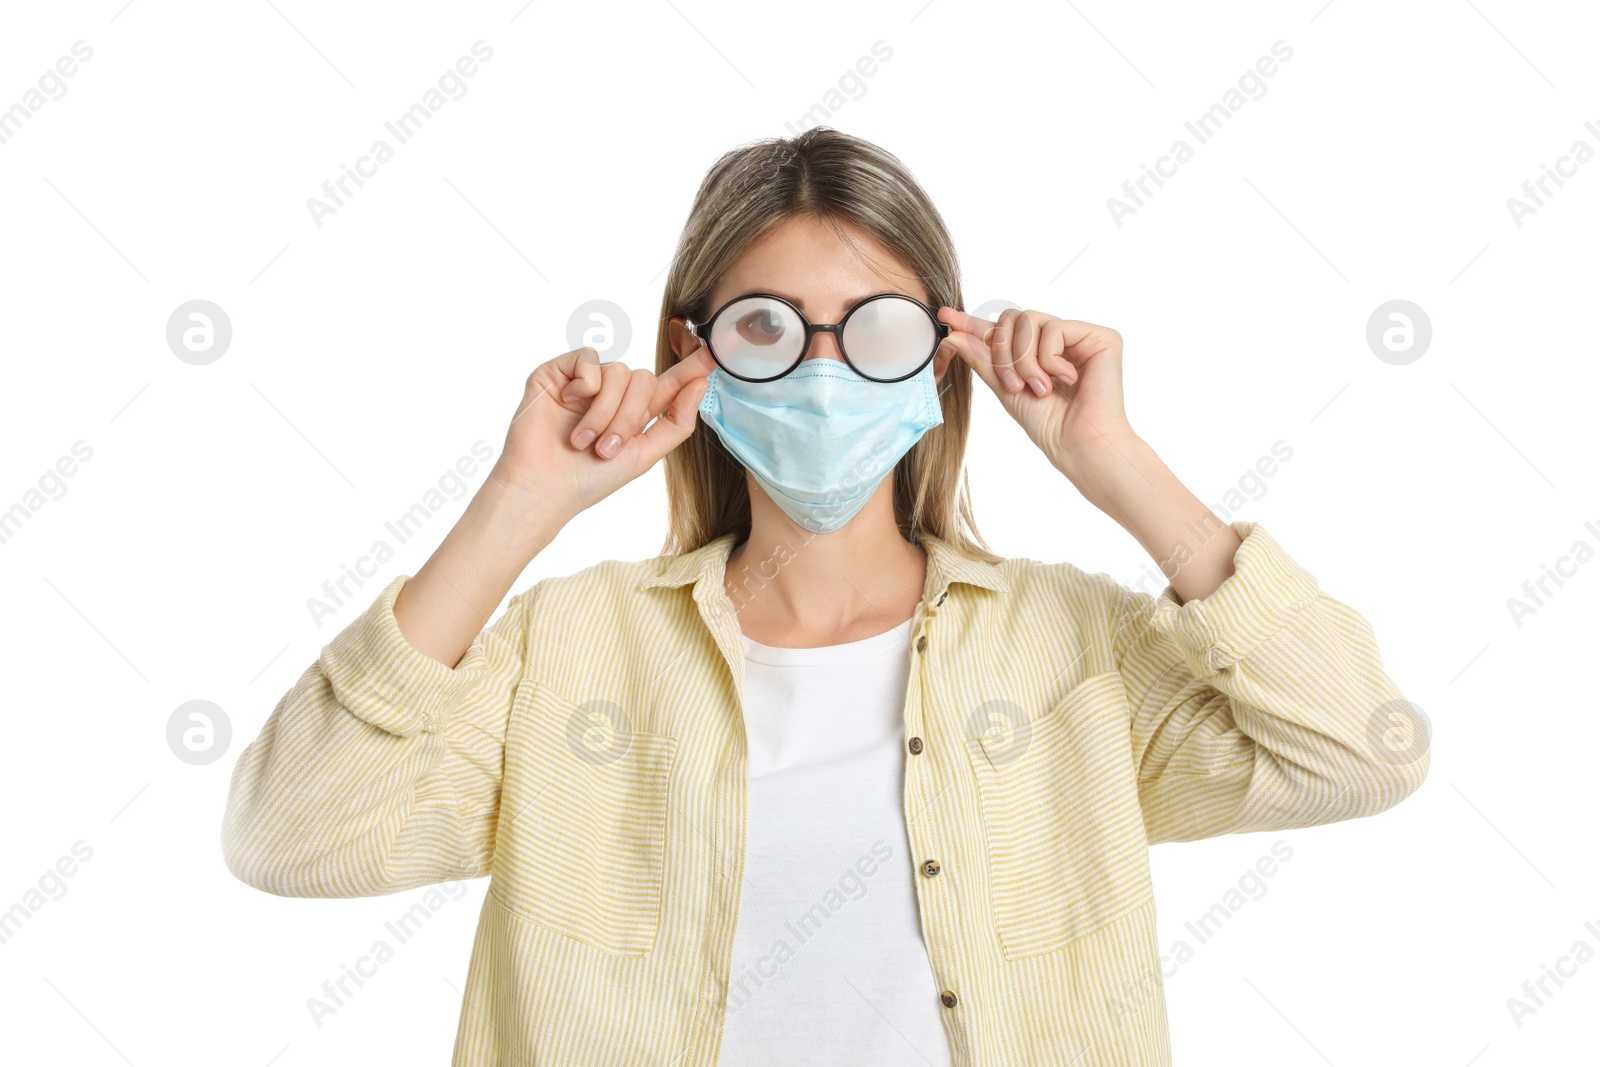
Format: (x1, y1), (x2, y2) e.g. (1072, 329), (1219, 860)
(734, 308), (786, 346)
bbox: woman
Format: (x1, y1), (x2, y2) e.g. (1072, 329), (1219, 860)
(222, 127), (1429, 1066)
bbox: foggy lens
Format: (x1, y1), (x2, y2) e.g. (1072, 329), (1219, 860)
(707, 296), (804, 379)
(842, 296), (937, 380)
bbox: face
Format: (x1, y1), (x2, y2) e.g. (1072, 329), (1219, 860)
(669, 214), (949, 383)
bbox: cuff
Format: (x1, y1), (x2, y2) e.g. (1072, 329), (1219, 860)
(319, 574), (486, 736)
(1147, 521), (1323, 676)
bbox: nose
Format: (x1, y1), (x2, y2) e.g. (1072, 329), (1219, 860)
(800, 326), (847, 365)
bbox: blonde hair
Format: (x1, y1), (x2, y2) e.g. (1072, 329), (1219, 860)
(655, 126), (1000, 564)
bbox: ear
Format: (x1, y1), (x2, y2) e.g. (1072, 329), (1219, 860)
(666, 315), (702, 363)
(933, 339), (957, 384)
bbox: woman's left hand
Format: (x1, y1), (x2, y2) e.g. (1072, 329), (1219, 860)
(936, 306), (1137, 483)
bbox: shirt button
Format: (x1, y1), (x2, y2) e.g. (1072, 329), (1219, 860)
(940, 990), (958, 1009)
(915, 634), (928, 653)
(921, 859), (941, 878)
(935, 591), (948, 606)
(908, 736), (924, 755)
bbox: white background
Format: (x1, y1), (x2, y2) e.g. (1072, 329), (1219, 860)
(1, 0), (1596, 1063)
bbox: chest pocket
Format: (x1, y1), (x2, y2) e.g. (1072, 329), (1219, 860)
(964, 671), (1154, 960)
(493, 678), (678, 956)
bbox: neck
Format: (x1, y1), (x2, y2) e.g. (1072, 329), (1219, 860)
(724, 478), (928, 640)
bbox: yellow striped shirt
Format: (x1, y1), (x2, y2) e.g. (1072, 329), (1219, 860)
(221, 519), (1428, 1064)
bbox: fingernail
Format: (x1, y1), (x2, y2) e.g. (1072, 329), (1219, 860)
(562, 390), (579, 404)
(1029, 377), (1049, 397)
(574, 428), (597, 449)
(1001, 369), (1023, 392)
(598, 433), (622, 457)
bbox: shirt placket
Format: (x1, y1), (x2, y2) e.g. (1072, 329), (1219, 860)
(686, 581), (753, 1066)
(903, 581), (972, 1063)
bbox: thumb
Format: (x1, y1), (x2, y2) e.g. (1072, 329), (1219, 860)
(944, 331), (1004, 397)
(635, 374), (710, 464)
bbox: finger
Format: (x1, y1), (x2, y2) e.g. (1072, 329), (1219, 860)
(1038, 320), (1080, 385)
(634, 342), (718, 437)
(657, 341), (718, 393)
(988, 309), (1028, 395)
(937, 306), (1010, 393)
(940, 330), (1004, 397)
(630, 373), (711, 468)
(938, 307), (1001, 343)
(1005, 311), (1052, 398)
(593, 368), (660, 460)
(1019, 312), (1070, 397)
(647, 342), (716, 417)
(554, 346), (605, 403)
(570, 361), (632, 451)
(1052, 319), (1120, 355)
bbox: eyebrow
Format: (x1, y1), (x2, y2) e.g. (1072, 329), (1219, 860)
(732, 289), (909, 315)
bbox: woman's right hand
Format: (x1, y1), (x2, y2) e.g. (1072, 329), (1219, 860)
(488, 343), (718, 520)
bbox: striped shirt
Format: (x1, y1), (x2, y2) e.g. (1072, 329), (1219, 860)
(221, 519), (1429, 1065)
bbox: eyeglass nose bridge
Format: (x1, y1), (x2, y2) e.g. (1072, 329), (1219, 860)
(797, 319), (849, 359)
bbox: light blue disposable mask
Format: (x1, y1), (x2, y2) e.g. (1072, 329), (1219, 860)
(697, 359), (944, 534)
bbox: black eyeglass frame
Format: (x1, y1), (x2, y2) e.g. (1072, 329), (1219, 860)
(685, 291), (950, 383)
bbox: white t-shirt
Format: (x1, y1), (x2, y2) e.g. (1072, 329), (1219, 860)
(715, 616), (954, 1066)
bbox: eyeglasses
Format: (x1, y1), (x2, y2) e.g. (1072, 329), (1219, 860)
(685, 292), (949, 383)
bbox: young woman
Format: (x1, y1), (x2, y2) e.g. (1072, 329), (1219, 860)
(223, 127), (1429, 1066)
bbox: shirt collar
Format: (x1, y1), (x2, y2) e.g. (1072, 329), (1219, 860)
(636, 532), (743, 594)
(637, 530), (1009, 599)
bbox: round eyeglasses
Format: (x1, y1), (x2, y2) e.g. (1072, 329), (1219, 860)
(685, 292), (950, 383)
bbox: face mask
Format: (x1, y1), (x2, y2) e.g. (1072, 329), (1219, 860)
(697, 359), (944, 534)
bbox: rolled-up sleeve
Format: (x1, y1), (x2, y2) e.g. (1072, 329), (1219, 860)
(1111, 520), (1429, 845)
(222, 573), (539, 896)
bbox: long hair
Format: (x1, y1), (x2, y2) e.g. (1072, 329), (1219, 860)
(655, 126), (1000, 564)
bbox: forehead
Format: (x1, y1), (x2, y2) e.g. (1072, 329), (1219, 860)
(710, 215), (928, 314)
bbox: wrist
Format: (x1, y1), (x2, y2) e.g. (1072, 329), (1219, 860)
(1054, 427), (1147, 507)
(471, 474), (571, 561)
